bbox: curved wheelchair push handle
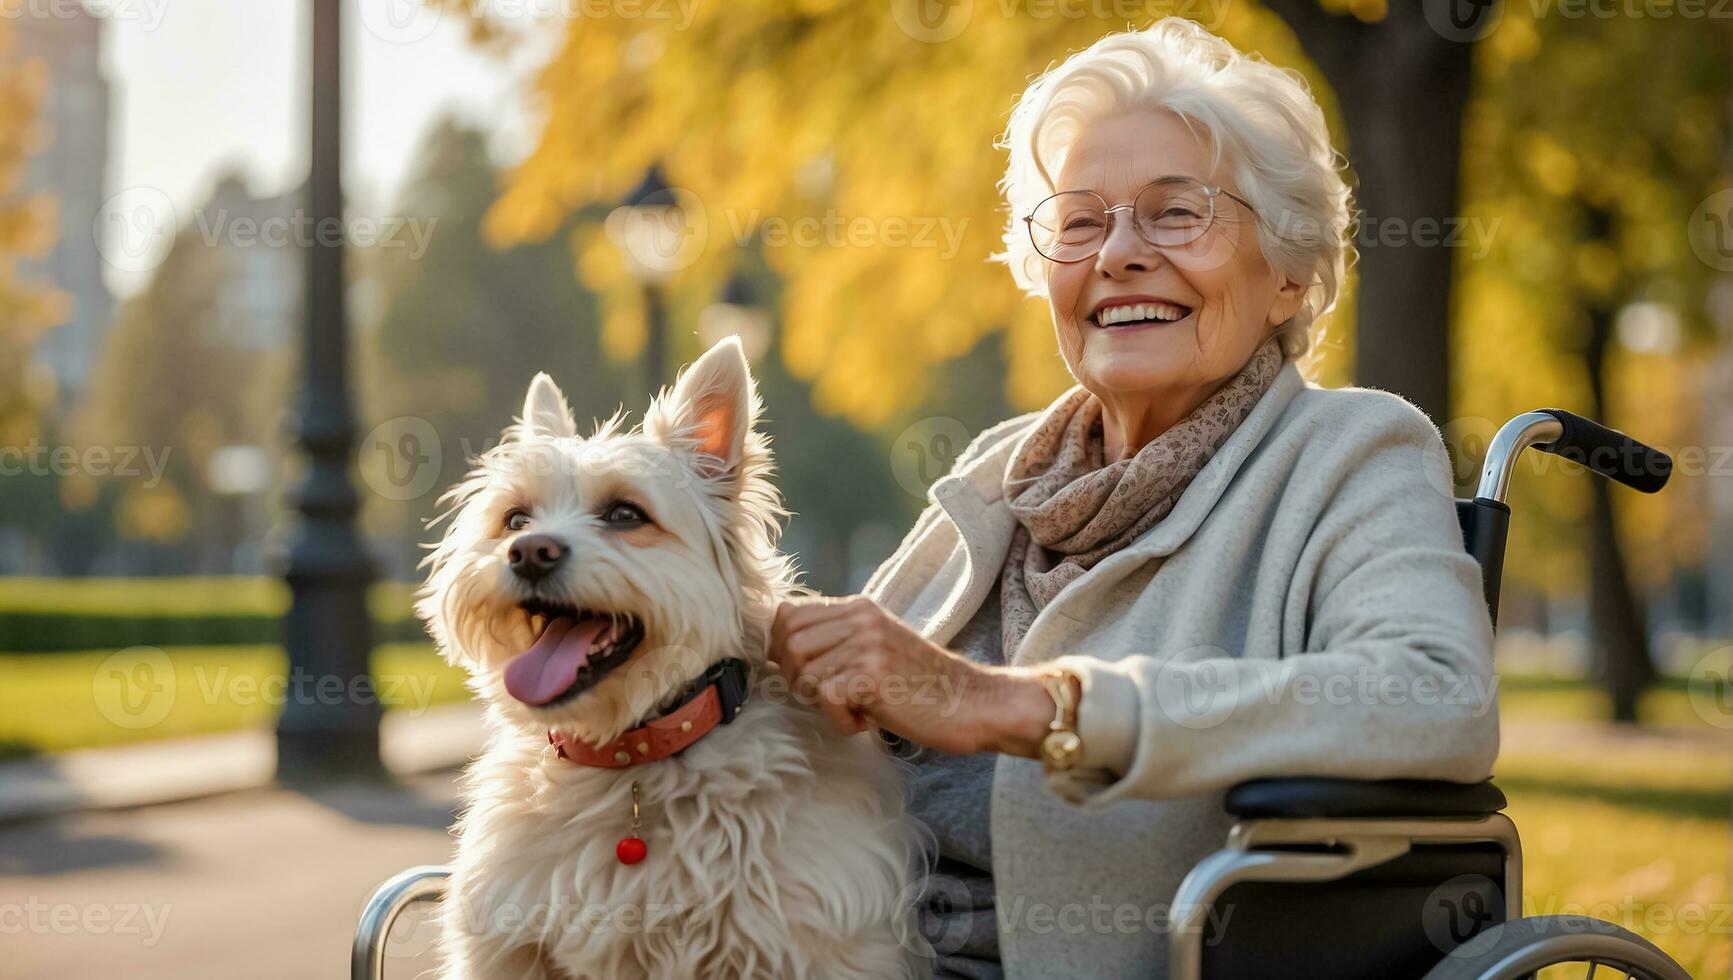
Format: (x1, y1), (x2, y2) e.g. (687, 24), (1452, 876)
(353, 865), (451, 980)
(1530, 408), (1673, 494)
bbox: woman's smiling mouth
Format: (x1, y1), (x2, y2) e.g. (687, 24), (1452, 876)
(1089, 297), (1194, 329)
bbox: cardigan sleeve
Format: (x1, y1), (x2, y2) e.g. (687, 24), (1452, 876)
(1042, 401), (1501, 806)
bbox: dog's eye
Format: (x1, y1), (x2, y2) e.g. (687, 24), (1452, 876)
(504, 508), (531, 532)
(600, 501), (648, 526)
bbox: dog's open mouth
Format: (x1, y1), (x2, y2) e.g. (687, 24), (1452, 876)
(502, 600), (645, 707)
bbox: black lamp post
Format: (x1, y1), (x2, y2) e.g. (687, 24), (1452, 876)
(607, 164), (687, 391)
(277, 0), (382, 781)
(699, 268), (772, 362)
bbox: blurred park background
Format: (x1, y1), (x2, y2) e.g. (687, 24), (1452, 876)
(0, 0), (1730, 976)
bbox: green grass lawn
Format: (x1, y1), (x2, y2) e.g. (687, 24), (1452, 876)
(0, 643), (470, 758)
(1496, 671), (1715, 730)
(1496, 743), (1731, 978)
(0, 576), (417, 621)
(0, 648), (1726, 974)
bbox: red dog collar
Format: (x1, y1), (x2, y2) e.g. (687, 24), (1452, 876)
(548, 658), (750, 768)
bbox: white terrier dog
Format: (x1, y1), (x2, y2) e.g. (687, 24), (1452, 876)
(416, 337), (923, 979)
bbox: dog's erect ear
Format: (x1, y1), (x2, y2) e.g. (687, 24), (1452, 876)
(645, 335), (761, 485)
(520, 372), (577, 440)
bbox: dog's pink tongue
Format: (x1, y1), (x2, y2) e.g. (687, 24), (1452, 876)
(503, 615), (610, 706)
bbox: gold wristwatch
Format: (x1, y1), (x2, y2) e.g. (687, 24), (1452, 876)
(1037, 666), (1084, 772)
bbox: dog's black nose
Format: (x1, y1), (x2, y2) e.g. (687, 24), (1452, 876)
(508, 534), (566, 582)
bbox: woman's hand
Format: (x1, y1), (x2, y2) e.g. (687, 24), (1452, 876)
(767, 594), (1054, 757)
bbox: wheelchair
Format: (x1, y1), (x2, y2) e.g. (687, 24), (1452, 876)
(354, 408), (1688, 980)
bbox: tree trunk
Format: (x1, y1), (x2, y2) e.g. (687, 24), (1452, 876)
(1583, 297), (1656, 724)
(1260, 1), (1482, 425)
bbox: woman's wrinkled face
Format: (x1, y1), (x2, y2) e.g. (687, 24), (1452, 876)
(1044, 110), (1303, 398)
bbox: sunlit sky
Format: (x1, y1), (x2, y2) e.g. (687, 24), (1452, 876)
(98, 0), (543, 295)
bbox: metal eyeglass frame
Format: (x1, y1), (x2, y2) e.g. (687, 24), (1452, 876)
(1023, 176), (1258, 263)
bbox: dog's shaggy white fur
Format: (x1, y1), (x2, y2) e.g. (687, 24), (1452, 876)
(416, 337), (925, 979)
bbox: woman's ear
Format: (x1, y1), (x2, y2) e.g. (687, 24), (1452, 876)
(644, 335), (763, 487)
(1266, 274), (1308, 329)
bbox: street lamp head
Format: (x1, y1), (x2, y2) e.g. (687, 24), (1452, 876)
(622, 164), (672, 209)
(719, 270), (755, 308)
(700, 269), (772, 362)
(607, 164), (699, 284)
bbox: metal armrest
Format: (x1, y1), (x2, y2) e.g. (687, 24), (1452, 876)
(1224, 777), (1507, 819)
(1170, 808), (1524, 980)
(353, 865), (451, 980)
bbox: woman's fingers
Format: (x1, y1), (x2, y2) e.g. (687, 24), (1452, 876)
(796, 639), (896, 738)
(789, 642), (866, 725)
(797, 641), (863, 688)
(770, 595), (959, 743)
(770, 598), (881, 734)
(771, 596), (875, 675)
(787, 616), (858, 665)
(771, 597), (845, 655)
(817, 673), (869, 735)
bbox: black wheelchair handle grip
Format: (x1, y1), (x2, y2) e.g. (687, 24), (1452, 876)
(1535, 409), (1672, 494)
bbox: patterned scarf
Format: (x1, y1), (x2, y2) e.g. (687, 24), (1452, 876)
(999, 338), (1285, 660)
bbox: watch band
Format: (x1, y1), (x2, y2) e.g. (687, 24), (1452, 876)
(1038, 666), (1083, 772)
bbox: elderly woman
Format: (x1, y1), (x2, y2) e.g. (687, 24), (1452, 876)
(768, 18), (1498, 979)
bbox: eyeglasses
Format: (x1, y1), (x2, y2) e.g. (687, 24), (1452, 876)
(1023, 176), (1258, 263)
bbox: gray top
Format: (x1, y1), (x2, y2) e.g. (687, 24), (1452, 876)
(903, 577), (1008, 978)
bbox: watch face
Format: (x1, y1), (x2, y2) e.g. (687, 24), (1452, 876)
(1042, 730), (1082, 769)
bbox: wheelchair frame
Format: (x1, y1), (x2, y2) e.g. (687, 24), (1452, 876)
(1168, 814), (1524, 979)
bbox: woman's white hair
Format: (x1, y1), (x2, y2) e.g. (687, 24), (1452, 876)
(995, 17), (1355, 360)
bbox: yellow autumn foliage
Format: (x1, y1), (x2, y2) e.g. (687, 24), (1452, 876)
(469, 0), (1721, 597)
(478, 2), (1349, 428)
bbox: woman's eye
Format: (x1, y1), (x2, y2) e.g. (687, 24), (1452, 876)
(601, 501), (648, 526)
(504, 509), (531, 532)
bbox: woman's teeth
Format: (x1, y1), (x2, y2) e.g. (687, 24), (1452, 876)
(1095, 302), (1190, 327)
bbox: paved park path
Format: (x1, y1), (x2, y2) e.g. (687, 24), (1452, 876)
(0, 705), (484, 980)
(0, 771), (459, 980)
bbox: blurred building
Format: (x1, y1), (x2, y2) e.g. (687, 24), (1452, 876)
(199, 174), (302, 352)
(17, 3), (114, 415)
(139, 172), (300, 575)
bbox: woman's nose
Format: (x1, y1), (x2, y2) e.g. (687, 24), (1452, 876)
(1094, 210), (1158, 278)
